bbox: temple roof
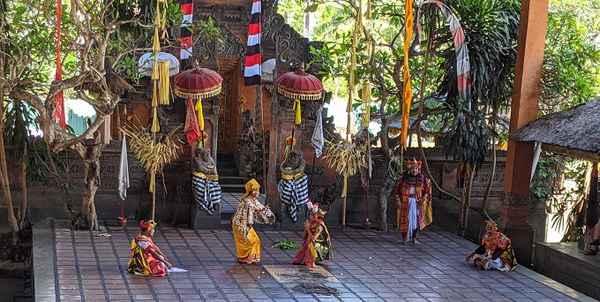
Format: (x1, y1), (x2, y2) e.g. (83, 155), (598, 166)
(511, 97), (600, 160)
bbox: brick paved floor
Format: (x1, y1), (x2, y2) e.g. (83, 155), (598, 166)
(47, 223), (595, 302)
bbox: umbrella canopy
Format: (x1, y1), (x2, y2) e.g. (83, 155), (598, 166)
(138, 52), (180, 77)
(276, 69), (323, 101)
(174, 67), (223, 99)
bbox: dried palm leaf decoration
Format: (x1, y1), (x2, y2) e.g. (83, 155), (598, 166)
(121, 122), (184, 193)
(323, 140), (369, 197)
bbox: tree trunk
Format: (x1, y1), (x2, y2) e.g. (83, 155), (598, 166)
(378, 172), (397, 232)
(81, 157), (100, 230)
(75, 139), (103, 231)
(460, 166), (477, 237)
(18, 159), (28, 228)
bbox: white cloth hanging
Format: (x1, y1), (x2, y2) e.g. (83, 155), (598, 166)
(118, 137), (130, 201)
(311, 106), (325, 158)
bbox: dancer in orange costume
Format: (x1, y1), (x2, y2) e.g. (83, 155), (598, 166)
(395, 158), (432, 244)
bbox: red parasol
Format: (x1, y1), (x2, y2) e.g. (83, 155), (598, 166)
(275, 68), (323, 151)
(276, 69), (323, 101)
(174, 67), (223, 99)
(174, 67), (222, 149)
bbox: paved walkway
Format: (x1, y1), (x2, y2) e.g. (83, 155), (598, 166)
(34, 220), (596, 302)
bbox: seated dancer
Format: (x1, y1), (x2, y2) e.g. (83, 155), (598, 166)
(466, 220), (518, 271)
(292, 202), (332, 268)
(395, 158), (432, 244)
(232, 179), (275, 264)
(128, 220), (172, 277)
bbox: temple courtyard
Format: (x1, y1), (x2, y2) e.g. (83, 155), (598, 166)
(33, 219), (595, 302)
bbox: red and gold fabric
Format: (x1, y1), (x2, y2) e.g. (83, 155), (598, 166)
(127, 234), (168, 277)
(292, 215), (331, 267)
(395, 174), (433, 233)
(467, 221), (518, 271)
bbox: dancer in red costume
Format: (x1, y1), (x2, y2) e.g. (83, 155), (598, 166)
(128, 220), (172, 277)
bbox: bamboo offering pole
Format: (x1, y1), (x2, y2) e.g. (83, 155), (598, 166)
(342, 0), (362, 228)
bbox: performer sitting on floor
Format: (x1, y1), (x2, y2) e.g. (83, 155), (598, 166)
(292, 202), (332, 268)
(466, 220), (518, 271)
(232, 179), (275, 264)
(395, 158), (433, 244)
(128, 220), (172, 277)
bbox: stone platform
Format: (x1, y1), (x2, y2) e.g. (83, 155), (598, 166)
(33, 219), (596, 302)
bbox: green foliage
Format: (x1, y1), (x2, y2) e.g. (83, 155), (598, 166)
(3, 100), (38, 163)
(272, 239), (299, 250)
(541, 0), (600, 113)
(531, 154), (564, 203)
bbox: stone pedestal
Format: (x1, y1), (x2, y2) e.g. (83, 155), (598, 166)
(499, 192), (535, 267)
(190, 204), (222, 229)
(279, 204), (309, 230)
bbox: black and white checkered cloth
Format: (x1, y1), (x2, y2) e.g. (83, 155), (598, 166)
(277, 174), (309, 223)
(192, 175), (222, 215)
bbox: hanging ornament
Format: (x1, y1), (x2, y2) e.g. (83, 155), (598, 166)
(158, 61), (170, 105)
(293, 99), (302, 125)
(195, 99), (205, 131)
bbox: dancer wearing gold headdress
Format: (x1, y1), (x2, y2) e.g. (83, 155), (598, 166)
(232, 179), (275, 264)
(128, 220), (172, 277)
(395, 158), (432, 244)
(466, 221), (518, 271)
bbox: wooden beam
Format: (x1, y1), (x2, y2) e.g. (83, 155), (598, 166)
(504, 0), (549, 197)
(501, 0), (549, 267)
(541, 144), (600, 162)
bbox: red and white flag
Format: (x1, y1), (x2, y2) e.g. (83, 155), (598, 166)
(180, 0), (193, 60)
(244, 0), (261, 86)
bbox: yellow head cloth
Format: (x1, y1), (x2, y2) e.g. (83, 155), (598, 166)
(244, 178), (260, 197)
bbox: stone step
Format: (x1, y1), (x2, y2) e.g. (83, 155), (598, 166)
(221, 183), (245, 193)
(220, 176), (246, 185)
(218, 167), (239, 177)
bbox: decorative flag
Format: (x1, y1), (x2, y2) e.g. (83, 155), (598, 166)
(400, 0), (414, 149)
(118, 137), (130, 201)
(180, 0), (193, 60)
(53, 0), (66, 129)
(184, 98), (201, 147)
(311, 106), (324, 158)
(244, 0), (261, 86)
(420, 0), (471, 108)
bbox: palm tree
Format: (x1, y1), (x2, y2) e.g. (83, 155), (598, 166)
(419, 0), (520, 233)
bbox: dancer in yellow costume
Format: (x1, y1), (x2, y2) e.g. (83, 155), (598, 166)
(232, 179), (275, 264)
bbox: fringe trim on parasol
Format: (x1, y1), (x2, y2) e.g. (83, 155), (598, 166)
(175, 86), (222, 99)
(277, 86), (322, 101)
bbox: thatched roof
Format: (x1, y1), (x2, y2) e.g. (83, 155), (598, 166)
(511, 98), (600, 160)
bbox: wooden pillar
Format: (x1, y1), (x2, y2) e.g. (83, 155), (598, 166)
(502, 0), (549, 267)
(266, 88), (281, 218)
(584, 163), (599, 254)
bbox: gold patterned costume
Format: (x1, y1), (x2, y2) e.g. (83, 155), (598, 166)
(232, 179), (275, 264)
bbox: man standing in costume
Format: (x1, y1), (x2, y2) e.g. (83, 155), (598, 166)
(128, 220), (172, 277)
(232, 179), (275, 264)
(466, 220), (518, 271)
(292, 202), (332, 268)
(395, 158), (433, 244)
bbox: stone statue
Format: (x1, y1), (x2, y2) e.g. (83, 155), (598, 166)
(191, 147), (221, 215)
